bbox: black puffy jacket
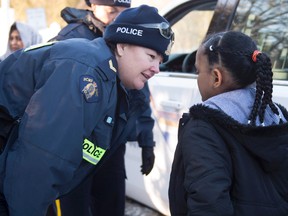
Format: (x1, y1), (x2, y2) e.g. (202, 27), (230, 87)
(169, 104), (288, 216)
(0, 38), (127, 215)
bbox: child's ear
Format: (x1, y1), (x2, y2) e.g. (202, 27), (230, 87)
(212, 68), (223, 88)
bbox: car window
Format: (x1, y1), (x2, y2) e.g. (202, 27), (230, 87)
(161, 1), (217, 73)
(172, 10), (214, 54)
(231, 0), (288, 80)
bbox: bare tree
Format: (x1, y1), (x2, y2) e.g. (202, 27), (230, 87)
(232, 0), (288, 75)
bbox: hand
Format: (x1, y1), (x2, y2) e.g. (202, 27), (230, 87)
(141, 147), (155, 175)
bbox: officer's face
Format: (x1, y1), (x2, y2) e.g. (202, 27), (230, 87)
(91, 5), (127, 25)
(116, 44), (162, 90)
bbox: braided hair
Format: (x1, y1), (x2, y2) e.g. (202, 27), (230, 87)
(201, 31), (279, 126)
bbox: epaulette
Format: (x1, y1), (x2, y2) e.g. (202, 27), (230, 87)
(24, 41), (57, 52)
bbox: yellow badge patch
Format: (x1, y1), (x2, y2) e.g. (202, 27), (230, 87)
(82, 139), (106, 165)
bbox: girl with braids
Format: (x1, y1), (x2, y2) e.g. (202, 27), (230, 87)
(169, 31), (288, 216)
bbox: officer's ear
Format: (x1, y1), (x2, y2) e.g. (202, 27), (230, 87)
(115, 43), (127, 57)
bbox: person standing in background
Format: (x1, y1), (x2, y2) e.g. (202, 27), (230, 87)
(169, 31), (288, 216)
(48, 1), (157, 215)
(0, 21), (43, 61)
(49, 0), (129, 41)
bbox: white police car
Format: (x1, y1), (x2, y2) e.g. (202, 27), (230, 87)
(125, 0), (288, 215)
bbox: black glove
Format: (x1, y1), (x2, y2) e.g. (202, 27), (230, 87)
(141, 147), (155, 175)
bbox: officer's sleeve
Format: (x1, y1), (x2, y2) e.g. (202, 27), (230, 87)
(136, 83), (155, 148)
(3, 59), (113, 215)
(0, 49), (42, 150)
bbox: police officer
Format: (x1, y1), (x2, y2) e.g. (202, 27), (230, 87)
(49, 0), (130, 41)
(0, 5), (174, 216)
(48, 1), (157, 216)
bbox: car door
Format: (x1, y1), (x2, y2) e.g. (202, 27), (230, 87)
(125, 0), (239, 215)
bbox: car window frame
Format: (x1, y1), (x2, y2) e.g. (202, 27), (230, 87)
(160, 0), (240, 74)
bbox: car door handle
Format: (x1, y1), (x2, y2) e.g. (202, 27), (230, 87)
(160, 100), (183, 110)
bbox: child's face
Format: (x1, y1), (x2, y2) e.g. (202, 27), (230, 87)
(195, 46), (237, 102)
(116, 44), (162, 90)
(195, 46), (217, 101)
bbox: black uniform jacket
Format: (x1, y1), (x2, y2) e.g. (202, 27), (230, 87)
(169, 104), (288, 216)
(49, 7), (104, 41)
(0, 38), (128, 215)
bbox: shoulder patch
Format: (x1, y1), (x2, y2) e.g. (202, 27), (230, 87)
(80, 75), (101, 103)
(109, 59), (117, 73)
(24, 41), (57, 52)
